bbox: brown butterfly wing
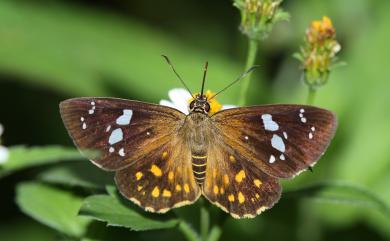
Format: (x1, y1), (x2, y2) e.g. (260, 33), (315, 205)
(202, 141), (281, 218)
(211, 105), (337, 178)
(60, 97), (185, 170)
(115, 135), (201, 213)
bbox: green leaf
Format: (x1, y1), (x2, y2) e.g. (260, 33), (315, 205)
(292, 52), (304, 62)
(0, 146), (82, 177)
(16, 182), (91, 237)
(38, 162), (113, 189)
(285, 181), (390, 216)
(79, 194), (178, 231)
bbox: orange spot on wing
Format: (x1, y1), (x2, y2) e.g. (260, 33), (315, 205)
(229, 155), (236, 162)
(135, 172), (143, 180)
(183, 184), (190, 193)
(152, 186), (160, 198)
(213, 185), (219, 195)
(162, 189), (172, 197)
(223, 174), (229, 185)
(238, 192), (245, 204)
(150, 165), (162, 177)
(162, 151), (168, 159)
(254, 179), (262, 187)
(168, 171), (174, 181)
(235, 170), (246, 183)
(220, 187), (225, 194)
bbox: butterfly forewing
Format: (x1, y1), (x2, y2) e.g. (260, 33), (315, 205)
(59, 98), (185, 170)
(211, 105), (337, 178)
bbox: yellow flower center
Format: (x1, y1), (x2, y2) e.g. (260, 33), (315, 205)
(188, 90), (222, 116)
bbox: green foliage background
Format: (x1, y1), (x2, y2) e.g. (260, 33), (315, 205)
(0, 0), (389, 241)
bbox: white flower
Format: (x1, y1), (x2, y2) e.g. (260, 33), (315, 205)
(159, 88), (236, 115)
(0, 123), (9, 164)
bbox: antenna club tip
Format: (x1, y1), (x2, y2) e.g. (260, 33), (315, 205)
(161, 55), (171, 63)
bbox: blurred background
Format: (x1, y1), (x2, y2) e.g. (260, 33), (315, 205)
(0, 0), (389, 241)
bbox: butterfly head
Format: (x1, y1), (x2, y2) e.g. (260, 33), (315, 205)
(189, 94), (211, 114)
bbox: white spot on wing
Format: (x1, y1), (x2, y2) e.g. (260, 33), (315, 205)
(280, 154), (285, 160)
(82, 123), (87, 129)
(146, 131), (150, 136)
(300, 108), (305, 113)
(109, 147), (115, 153)
(244, 136), (249, 140)
(311, 126), (316, 131)
(109, 128), (123, 145)
(283, 131), (288, 139)
(106, 125), (111, 132)
(269, 155), (276, 163)
(88, 101), (96, 115)
(309, 133), (313, 139)
(116, 109), (133, 125)
(271, 134), (285, 152)
(118, 148), (125, 156)
(301, 117), (307, 123)
(261, 114), (279, 131)
(80, 117), (84, 122)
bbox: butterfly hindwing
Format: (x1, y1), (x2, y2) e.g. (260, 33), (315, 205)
(202, 142), (281, 218)
(115, 136), (201, 213)
(60, 97), (185, 170)
(211, 105), (337, 178)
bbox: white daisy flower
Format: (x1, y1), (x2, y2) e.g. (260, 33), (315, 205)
(159, 88), (236, 115)
(0, 123), (9, 164)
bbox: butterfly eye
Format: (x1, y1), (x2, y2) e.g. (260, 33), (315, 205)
(189, 100), (195, 110)
(205, 102), (211, 112)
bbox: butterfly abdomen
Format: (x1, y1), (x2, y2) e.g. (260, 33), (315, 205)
(192, 153), (207, 185)
(185, 112), (212, 186)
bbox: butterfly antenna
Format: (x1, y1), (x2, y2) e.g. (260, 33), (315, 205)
(201, 61), (208, 97)
(209, 65), (260, 100)
(162, 55), (194, 98)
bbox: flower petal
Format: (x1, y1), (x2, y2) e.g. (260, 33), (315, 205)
(168, 88), (191, 114)
(222, 105), (237, 110)
(0, 146), (9, 164)
(159, 99), (177, 109)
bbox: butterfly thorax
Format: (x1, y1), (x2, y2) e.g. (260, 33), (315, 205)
(182, 111), (213, 186)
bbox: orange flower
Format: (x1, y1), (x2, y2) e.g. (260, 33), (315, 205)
(307, 16), (336, 44)
(294, 16), (342, 89)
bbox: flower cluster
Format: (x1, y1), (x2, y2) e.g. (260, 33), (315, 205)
(295, 16), (341, 89)
(0, 123), (9, 164)
(160, 88), (236, 115)
(234, 0), (289, 40)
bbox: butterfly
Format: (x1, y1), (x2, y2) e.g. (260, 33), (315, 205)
(60, 58), (337, 219)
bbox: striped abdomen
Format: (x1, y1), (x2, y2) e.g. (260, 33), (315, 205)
(192, 153), (207, 185)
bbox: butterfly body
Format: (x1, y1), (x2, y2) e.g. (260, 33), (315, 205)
(60, 94), (337, 218)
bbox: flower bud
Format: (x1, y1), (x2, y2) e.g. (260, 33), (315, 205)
(234, 0), (289, 40)
(294, 16), (342, 89)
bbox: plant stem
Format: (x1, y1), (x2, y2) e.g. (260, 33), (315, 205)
(178, 220), (201, 241)
(200, 205), (210, 241)
(238, 38), (259, 106)
(306, 87), (316, 105)
(207, 225), (222, 241)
